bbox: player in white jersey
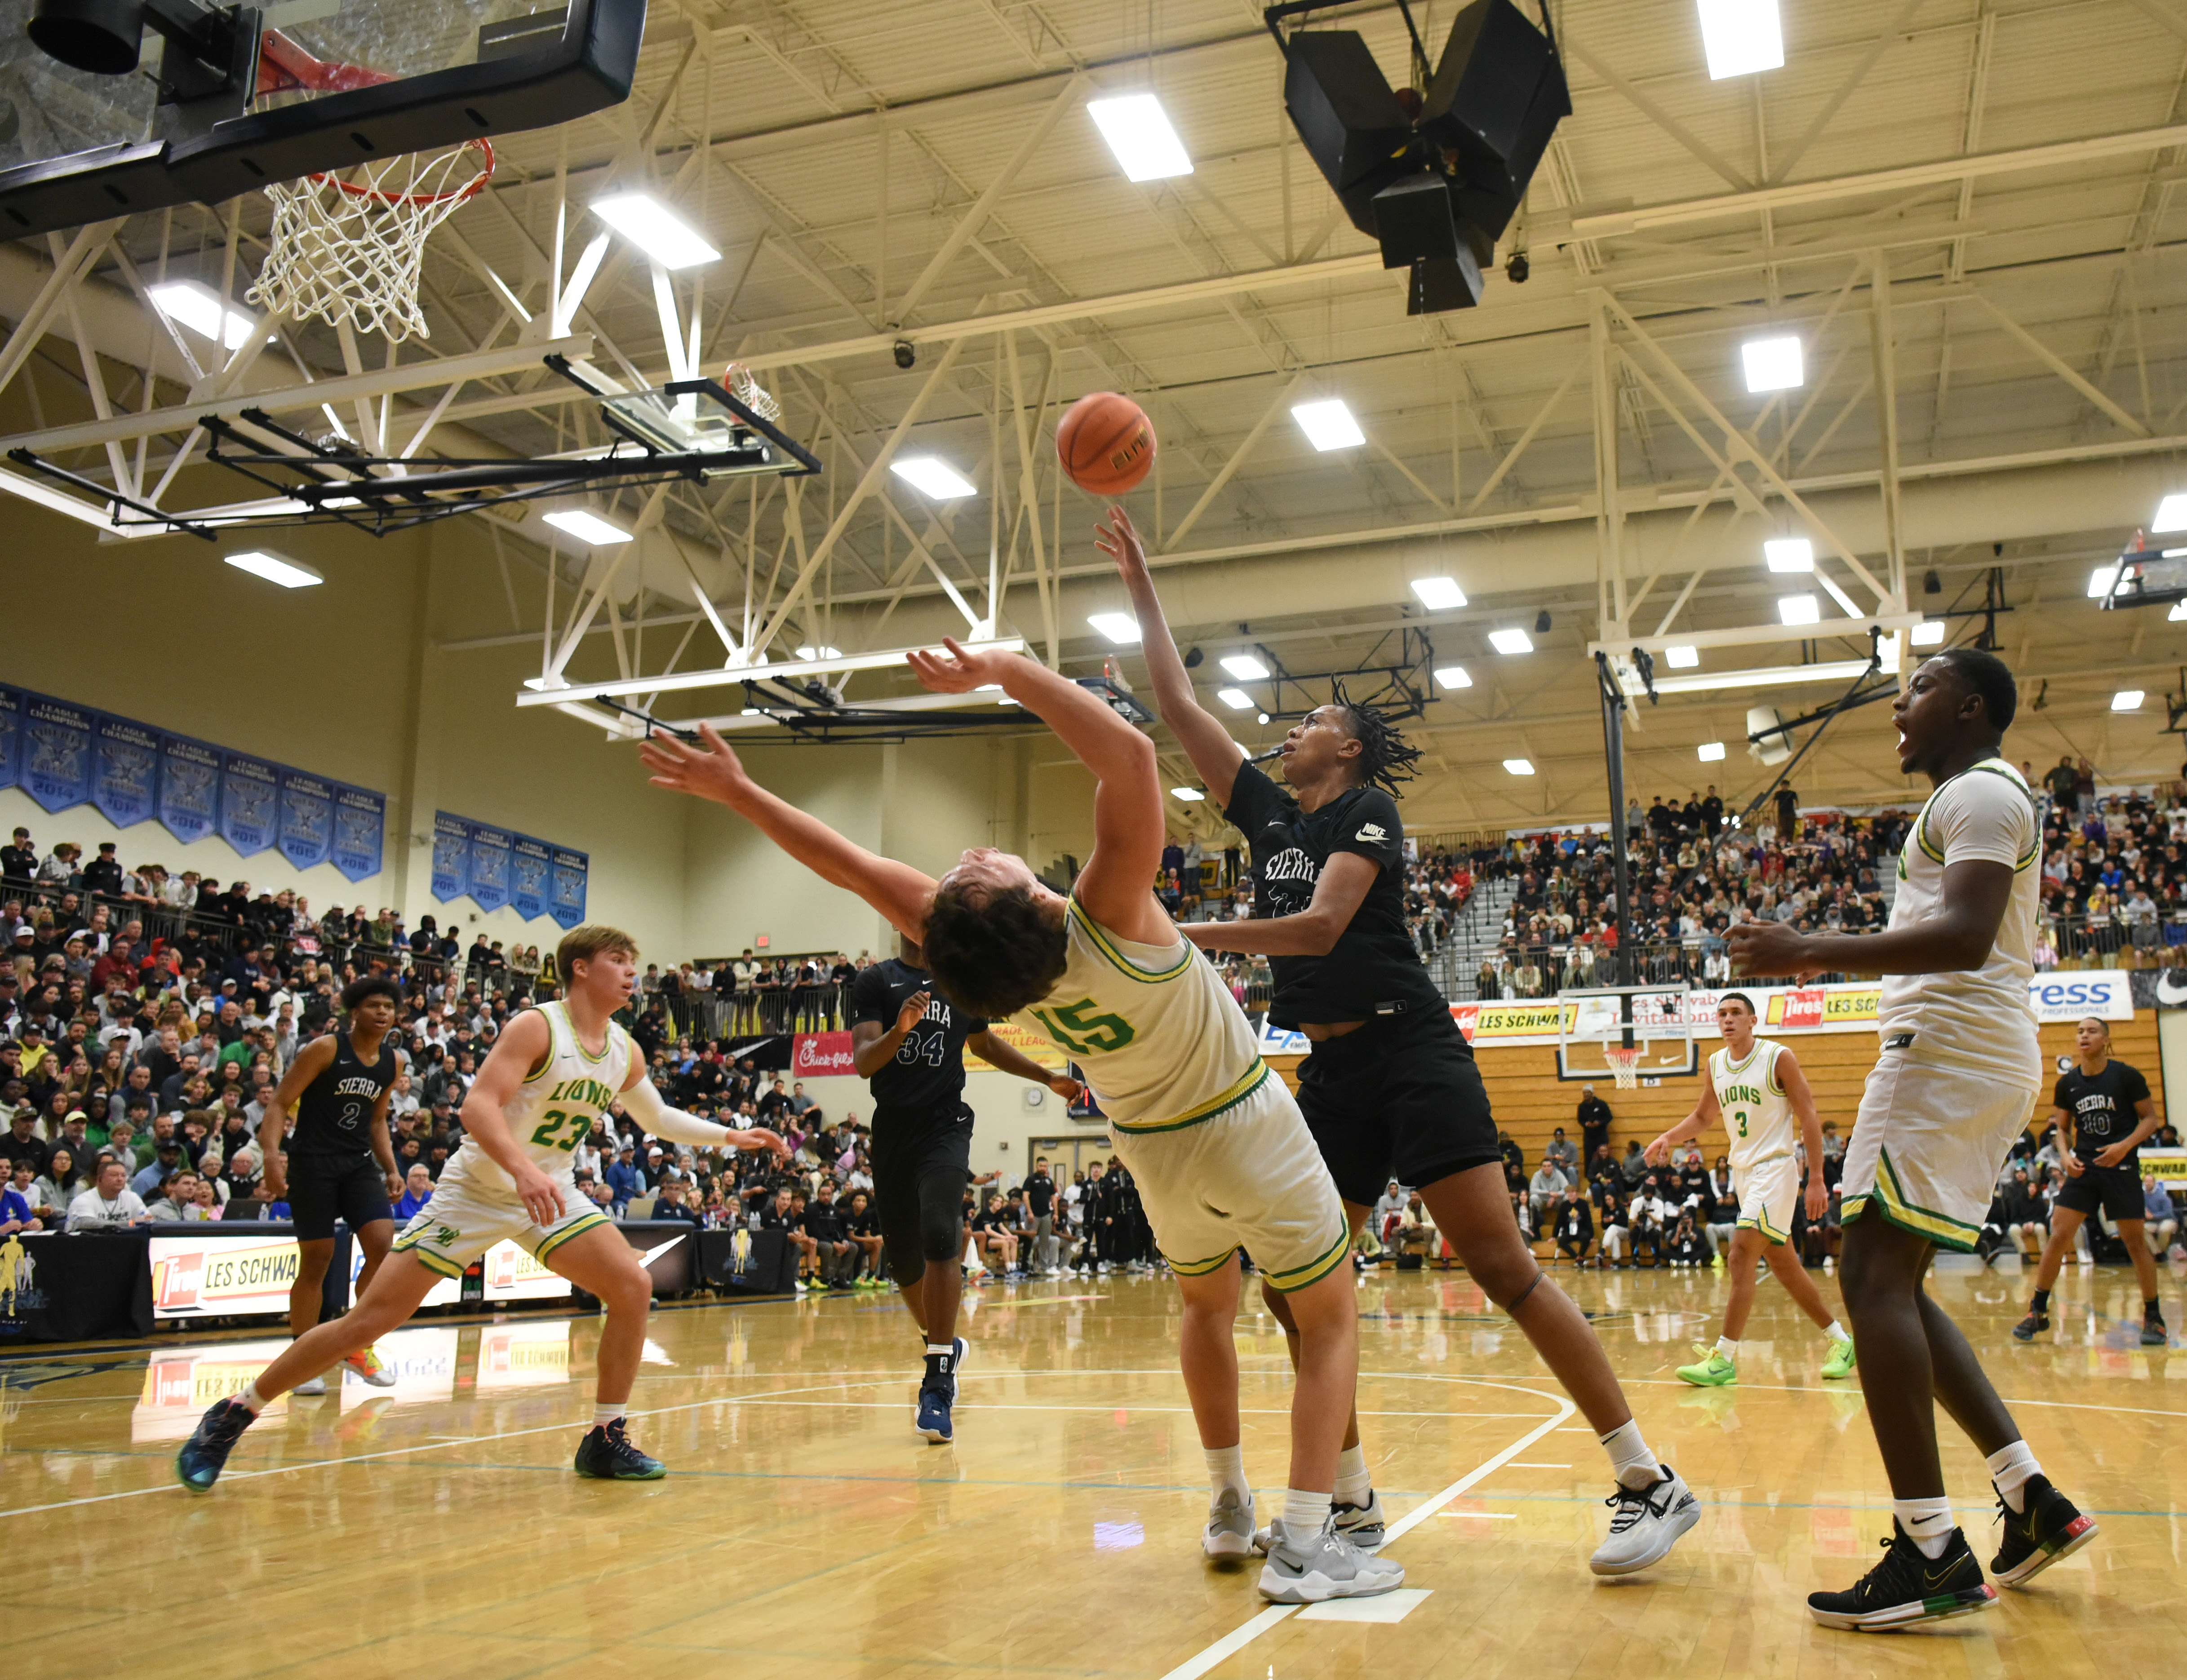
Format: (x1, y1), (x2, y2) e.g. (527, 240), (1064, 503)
(1733, 648), (2095, 1630)
(176, 924), (788, 1493)
(640, 635), (1402, 1605)
(1645, 992), (1854, 1386)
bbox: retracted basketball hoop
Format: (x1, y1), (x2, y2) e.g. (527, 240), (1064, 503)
(1604, 1046), (1642, 1091)
(245, 31), (494, 343)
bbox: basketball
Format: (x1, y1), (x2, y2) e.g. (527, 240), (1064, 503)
(1056, 391), (1155, 495)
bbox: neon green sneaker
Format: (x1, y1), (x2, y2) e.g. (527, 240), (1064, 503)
(1677, 1344), (1737, 1387)
(1821, 1337), (1858, 1380)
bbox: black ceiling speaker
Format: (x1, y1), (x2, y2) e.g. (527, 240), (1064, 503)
(1268, 0), (1569, 315)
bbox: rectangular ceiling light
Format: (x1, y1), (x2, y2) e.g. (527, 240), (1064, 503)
(591, 193), (719, 269)
(1698, 741), (1726, 762)
(149, 281), (256, 350)
(1503, 758), (1535, 776)
(1911, 620), (1947, 646)
(224, 550), (322, 589)
(1292, 399), (1365, 452)
(1698, 0), (1784, 80)
(1433, 665), (1472, 689)
(1171, 786), (1206, 802)
(1488, 628), (1534, 655)
(1764, 537), (1814, 572)
(1410, 576), (1467, 610)
(2088, 563), (2123, 598)
(1086, 93), (1193, 182)
(2155, 494), (2187, 533)
(1215, 687), (1255, 710)
(1741, 334), (1803, 392)
(890, 457), (977, 500)
(1777, 594), (1820, 626)
(544, 509), (633, 546)
(1220, 654), (1269, 680)
(1665, 645), (1700, 669)
(1087, 612), (1141, 644)
(2114, 689), (2146, 711)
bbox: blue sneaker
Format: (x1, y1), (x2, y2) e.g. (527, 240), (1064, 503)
(175, 1396), (255, 1493)
(916, 1372), (954, 1443)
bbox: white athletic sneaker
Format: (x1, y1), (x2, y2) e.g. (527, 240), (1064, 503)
(1202, 1489), (1256, 1559)
(293, 1375), (327, 1396)
(1257, 1515), (1405, 1603)
(1589, 1467), (1700, 1576)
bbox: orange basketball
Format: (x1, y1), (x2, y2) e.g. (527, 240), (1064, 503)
(1057, 391), (1156, 496)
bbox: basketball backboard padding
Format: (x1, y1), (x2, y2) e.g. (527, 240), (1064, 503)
(0, 0), (644, 237)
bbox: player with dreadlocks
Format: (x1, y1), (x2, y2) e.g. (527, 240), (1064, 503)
(1104, 505), (1701, 1579)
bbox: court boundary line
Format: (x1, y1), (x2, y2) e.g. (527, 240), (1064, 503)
(1157, 1379), (1576, 1680)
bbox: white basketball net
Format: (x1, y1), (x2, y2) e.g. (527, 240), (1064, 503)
(248, 141), (492, 344)
(723, 361), (781, 424)
(1605, 1046), (1642, 1090)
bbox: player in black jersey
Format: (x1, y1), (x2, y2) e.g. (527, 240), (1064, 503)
(1107, 506), (1698, 1577)
(258, 975), (404, 1393)
(848, 941), (1079, 1440)
(2014, 1017), (2166, 1346)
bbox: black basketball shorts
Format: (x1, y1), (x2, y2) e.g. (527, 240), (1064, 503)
(2053, 1161), (2146, 1223)
(1293, 1005), (1502, 1208)
(286, 1153), (394, 1241)
(869, 1106), (975, 1280)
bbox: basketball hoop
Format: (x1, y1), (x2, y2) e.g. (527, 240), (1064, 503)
(244, 30), (494, 343)
(1605, 1046), (1642, 1090)
(722, 362), (782, 425)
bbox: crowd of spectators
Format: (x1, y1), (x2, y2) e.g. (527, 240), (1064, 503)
(2030, 760), (2187, 968)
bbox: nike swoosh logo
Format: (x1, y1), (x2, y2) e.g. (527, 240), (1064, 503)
(1922, 1565), (1963, 1589)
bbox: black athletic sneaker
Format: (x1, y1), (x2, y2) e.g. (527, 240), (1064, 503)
(174, 1396), (256, 1493)
(572, 1417), (665, 1480)
(2141, 1311), (2168, 1348)
(2010, 1309), (2049, 1342)
(1807, 1521), (1996, 1631)
(1989, 1475), (2098, 1587)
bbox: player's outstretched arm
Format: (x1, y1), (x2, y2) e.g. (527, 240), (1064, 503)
(909, 640), (1168, 944)
(462, 1011), (568, 1227)
(641, 724), (939, 944)
(1178, 853), (1376, 954)
(1096, 505), (1245, 807)
(967, 1028), (1083, 1099)
(617, 1069), (792, 1160)
(1645, 1088), (1717, 1165)
(1779, 1051), (1830, 1219)
(1729, 857), (2012, 980)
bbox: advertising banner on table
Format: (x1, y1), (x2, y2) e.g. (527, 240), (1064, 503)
(482, 1242), (573, 1303)
(20, 695), (93, 814)
(2141, 1148), (2187, 1193)
(430, 812), (470, 903)
(467, 822), (512, 911)
(510, 834), (551, 921)
(0, 687), (20, 791)
(793, 1030), (856, 1077)
(276, 769), (335, 871)
(965, 1019), (1070, 1073)
(550, 846), (589, 928)
(330, 784), (385, 882)
(90, 714), (159, 827)
(218, 752), (279, 856)
(156, 732), (220, 843)
(148, 1232), (300, 1318)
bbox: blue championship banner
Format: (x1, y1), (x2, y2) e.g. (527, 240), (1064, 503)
(330, 785), (384, 883)
(277, 770), (334, 871)
(430, 813), (470, 903)
(0, 687), (21, 792)
(156, 733), (220, 843)
(550, 847), (589, 929)
(91, 715), (160, 828)
(21, 696), (93, 814)
(467, 822), (512, 912)
(218, 753), (279, 856)
(510, 835), (551, 921)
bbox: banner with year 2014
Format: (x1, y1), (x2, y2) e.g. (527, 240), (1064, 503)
(1255, 975), (2138, 1055)
(0, 683), (386, 882)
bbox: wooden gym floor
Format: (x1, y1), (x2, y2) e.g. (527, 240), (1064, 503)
(1, 1259), (2177, 1680)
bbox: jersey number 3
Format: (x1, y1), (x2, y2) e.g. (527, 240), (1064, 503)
(1732, 1109), (1749, 1139)
(1030, 998), (1136, 1057)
